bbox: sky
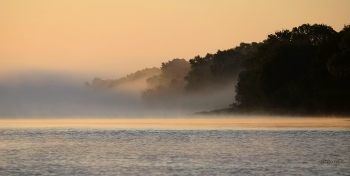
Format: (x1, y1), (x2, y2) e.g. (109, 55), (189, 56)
(1, 0), (350, 79)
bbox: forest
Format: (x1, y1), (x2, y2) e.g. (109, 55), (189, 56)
(87, 23), (350, 116)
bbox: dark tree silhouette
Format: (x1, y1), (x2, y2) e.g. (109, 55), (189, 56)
(185, 43), (259, 91)
(233, 23), (350, 115)
(86, 23), (350, 115)
(327, 25), (350, 77)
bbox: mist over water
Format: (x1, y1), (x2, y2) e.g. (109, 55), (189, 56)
(2, 1), (350, 174)
(0, 72), (235, 118)
(1, 73), (349, 176)
(0, 72), (141, 118)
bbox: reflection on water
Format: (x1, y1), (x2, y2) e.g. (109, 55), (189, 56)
(0, 118), (349, 175)
(0, 117), (350, 129)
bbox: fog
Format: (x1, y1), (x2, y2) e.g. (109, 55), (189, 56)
(0, 72), (142, 118)
(141, 84), (236, 112)
(0, 71), (234, 118)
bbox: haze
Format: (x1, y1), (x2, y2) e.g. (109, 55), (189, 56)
(1, 1), (350, 117)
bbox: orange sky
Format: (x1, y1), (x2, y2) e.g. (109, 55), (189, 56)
(1, 0), (349, 78)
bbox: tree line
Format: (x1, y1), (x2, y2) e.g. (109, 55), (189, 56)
(233, 24), (350, 116)
(87, 23), (350, 116)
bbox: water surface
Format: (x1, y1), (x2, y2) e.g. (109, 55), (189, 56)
(0, 118), (349, 175)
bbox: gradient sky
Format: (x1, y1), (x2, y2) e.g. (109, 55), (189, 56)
(1, 0), (349, 78)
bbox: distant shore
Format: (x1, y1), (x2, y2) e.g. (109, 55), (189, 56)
(194, 108), (350, 118)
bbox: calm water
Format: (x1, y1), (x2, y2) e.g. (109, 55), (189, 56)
(0, 128), (349, 175)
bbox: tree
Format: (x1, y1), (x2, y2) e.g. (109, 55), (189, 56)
(185, 43), (259, 91)
(142, 58), (190, 100)
(327, 25), (350, 77)
(233, 23), (350, 115)
(184, 54), (214, 91)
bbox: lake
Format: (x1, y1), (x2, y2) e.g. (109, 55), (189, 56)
(0, 118), (349, 175)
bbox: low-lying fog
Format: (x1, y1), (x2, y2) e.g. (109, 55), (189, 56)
(0, 72), (234, 118)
